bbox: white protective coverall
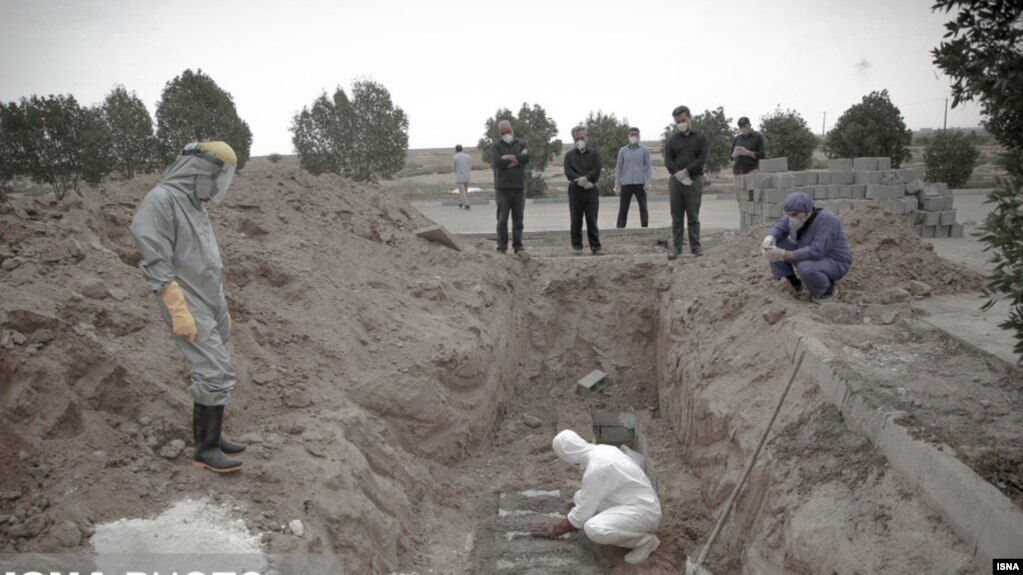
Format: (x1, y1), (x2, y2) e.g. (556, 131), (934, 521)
(130, 146), (236, 406)
(553, 429), (662, 561)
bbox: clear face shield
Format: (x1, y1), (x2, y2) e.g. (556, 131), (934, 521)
(209, 163), (235, 204)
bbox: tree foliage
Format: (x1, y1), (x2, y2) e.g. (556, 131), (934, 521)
(932, 0), (1023, 151)
(923, 130), (980, 188)
(932, 0), (1023, 362)
(580, 111), (630, 197)
(760, 108), (818, 171)
(291, 80), (408, 182)
(102, 85), (158, 179)
(155, 69), (253, 170)
(478, 103), (562, 198)
(0, 102), (19, 203)
(824, 90), (912, 167)
(660, 107), (734, 177)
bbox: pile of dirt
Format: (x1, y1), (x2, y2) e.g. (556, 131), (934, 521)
(0, 160), (529, 572)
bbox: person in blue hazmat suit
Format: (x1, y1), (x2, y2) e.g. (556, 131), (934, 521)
(762, 191), (852, 301)
(531, 430), (662, 564)
(130, 141), (246, 473)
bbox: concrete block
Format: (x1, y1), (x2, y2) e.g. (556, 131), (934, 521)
(415, 225), (463, 251)
(760, 157), (788, 173)
(577, 369), (607, 397)
(765, 203), (783, 218)
(921, 196), (945, 211)
(827, 158), (853, 171)
(939, 210), (957, 226)
(838, 185), (853, 199)
(804, 172), (819, 185)
(813, 186), (828, 200)
(854, 171), (882, 185)
(753, 188), (763, 202)
(831, 171), (855, 185)
(853, 157), (878, 170)
(923, 211), (941, 226)
(944, 195), (955, 209)
(776, 173), (796, 190)
(751, 174), (773, 189)
(875, 157), (892, 170)
(852, 184), (867, 199)
(912, 225), (923, 236)
(762, 188), (787, 203)
(921, 225), (937, 238)
(792, 172), (807, 187)
(816, 171), (832, 185)
(866, 184), (901, 200)
(925, 182), (949, 194)
(950, 223), (964, 238)
(885, 199), (905, 214)
(935, 225), (951, 238)
(905, 179), (924, 195)
(827, 184), (841, 199)
(899, 169), (924, 182)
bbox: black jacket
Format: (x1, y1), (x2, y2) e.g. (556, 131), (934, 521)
(563, 146), (602, 190)
(490, 138), (530, 189)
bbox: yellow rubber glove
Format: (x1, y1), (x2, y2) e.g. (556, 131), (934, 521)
(228, 311), (233, 331)
(160, 281), (197, 342)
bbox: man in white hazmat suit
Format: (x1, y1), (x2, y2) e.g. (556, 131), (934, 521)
(130, 141), (246, 474)
(531, 429), (662, 564)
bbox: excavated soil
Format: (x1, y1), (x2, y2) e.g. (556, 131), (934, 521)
(0, 160), (1006, 574)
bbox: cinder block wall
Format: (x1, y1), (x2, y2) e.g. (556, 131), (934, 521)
(736, 157), (962, 238)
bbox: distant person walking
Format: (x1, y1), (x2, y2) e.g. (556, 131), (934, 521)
(564, 126), (603, 255)
(453, 144), (472, 210)
(614, 127), (653, 228)
(731, 116), (765, 203)
(664, 105), (708, 259)
(490, 120), (530, 254)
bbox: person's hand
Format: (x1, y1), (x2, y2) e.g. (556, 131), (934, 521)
(585, 182), (595, 190)
(160, 281), (197, 343)
(520, 148), (528, 155)
(531, 518), (577, 538)
(576, 176), (590, 188)
(643, 183), (650, 192)
(765, 247), (786, 262)
(614, 185), (621, 195)
(501, 154), (515, 161)
(674, 171), (687, 184)
(761, 236), (776, 250)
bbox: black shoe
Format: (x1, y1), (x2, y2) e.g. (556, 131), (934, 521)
(786, 274), (804, 294)
(497, 248), (507, 254)
(514, 247), (525, 254)
(592, 248), (604, 256)
(667, 249), (679, 260)
(192, 404), (242, 473)
(572, 248), (584, 256)
(465, 204), (471, 211)
(815, 284), (838, 302)
(692, 248), (703, 257)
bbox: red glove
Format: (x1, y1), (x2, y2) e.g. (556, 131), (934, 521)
(530, 518), (578, 538)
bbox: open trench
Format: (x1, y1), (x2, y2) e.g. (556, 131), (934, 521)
(400, 245), (981, 575)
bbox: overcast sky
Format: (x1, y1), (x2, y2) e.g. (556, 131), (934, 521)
(1, 0), (983, 156)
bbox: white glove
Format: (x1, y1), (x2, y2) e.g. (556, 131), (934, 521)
(614, 185), (621, 195)
(761, 236), (776, 250)
(643, 183), (650, 192)
(576, 176), (590, 188)
(765, 247), (786, 262)
(674, 171), (689, 184)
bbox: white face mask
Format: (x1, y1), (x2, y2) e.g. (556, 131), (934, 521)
(501, 133), (514, 144)
(740, 128), (750, 136)
(789, 215), (806, 231)
(677, 121), (690, 133)
(628, 136), (639, 145)
(575, 139), (587, 151)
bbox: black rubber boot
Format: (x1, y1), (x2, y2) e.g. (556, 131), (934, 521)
(192, 403), (242, 473)
(220, 436), (247, 454)
(786, 274), (804, 293)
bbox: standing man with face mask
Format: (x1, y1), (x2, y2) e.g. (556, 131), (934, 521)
(762, 192), (852, 301)
(564, 126), (604, 255)
(663, 105), (708, 259)
(130, 141), (247, 474)
(490, 120), (530, 254)
(615, 127), (653, 229)
(731, 116), (766, 203)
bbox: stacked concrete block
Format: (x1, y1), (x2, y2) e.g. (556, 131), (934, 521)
(737, 157), (960, 237)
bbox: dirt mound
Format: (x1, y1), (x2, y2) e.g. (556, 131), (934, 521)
(0, 160), (526, 572)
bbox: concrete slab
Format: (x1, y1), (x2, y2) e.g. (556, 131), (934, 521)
(470, 486), (612, 574)
(415, 224), (463, 251)
(577, 370), (607, 397)
(912, 295), (1019, 366)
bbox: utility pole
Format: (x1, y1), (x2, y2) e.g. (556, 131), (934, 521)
(943, 98), (948, 130)
(822, 111), (826, 138)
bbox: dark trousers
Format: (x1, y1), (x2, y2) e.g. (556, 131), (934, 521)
(668, 175), (702, 252)
(616, 184), (648, 228)
(495, 187), (525, 251)
(568, 185), (600, 251)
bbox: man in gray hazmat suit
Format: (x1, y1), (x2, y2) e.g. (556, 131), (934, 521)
(130, 141), (246, 473)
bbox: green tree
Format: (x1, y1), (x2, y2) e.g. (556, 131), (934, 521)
(0, 102), (20, 202)
(291, 80), (408, 182)
(760, 108), (818, 171)
(155, 69), (253, 170)
(78, 105), (114, 186)
(348, 79), (409, 181)
(478, 103), (562, 198)
(101, 85), (158, 179)
(824, 90), (912, 167)
(660, 107), (734, 177)
(923, 130), (981, 188)
(580, 111), (630, 196)
(933, 0), (1023, 362)
(291, 88), (354, 176)
(17, 95), (87, 200)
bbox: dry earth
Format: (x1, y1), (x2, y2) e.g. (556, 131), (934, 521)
(0, 159), (1017, 574)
